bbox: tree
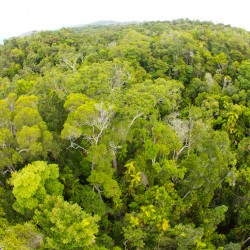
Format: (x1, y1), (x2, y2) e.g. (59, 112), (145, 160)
(62, 93), (114, 151)
(87, 169), (121, 206)
(57, 44), (82, 72)
(33, 195), (99, 249)
(237, 60), (250, 90)
(0, 222), (43, 250)
(10, 161), (63, 214)
(78, 61), (131, 99)
(0, 94), (55, 172)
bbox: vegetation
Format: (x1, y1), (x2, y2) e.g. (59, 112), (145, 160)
(0, 19), (249, 249)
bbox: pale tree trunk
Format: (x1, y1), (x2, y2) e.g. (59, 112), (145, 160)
(112, 157), (118, 173)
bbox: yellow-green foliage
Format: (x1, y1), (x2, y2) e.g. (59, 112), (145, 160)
(10, 161), (63, 213)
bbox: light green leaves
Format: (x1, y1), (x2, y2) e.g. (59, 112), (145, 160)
(0, 94), (54, 171)
(10, 161), (63, 213)
(0, 222), (43, 250)
(33, 196), (99, 249)
(88, 170), (121, 205)
(16, 125), (42, 156)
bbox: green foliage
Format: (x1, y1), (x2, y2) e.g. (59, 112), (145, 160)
(0, 20), (249, 249)
(0, 205), (9, 237)
(10, 161), (63, 214)
(60, 166), (107, 216)
(0, 222), (43, 250)
(171, 224), (206, 249)
(0, 94), (55, 172)
(33, 195), (99, 249)
(79, 185), (107, 217)
(237, 60), (250, 90)
(88, 170), (121, 205)
(62, 93), (114, 149)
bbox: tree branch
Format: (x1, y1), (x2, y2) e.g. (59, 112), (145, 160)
(67, 141), (88, 153)
(18, 148), (29, 154)
(129, 113), (143, 128)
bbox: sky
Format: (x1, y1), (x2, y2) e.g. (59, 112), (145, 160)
(1, 0), (250, 43)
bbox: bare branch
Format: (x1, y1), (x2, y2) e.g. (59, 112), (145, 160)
(129, 112), (143, 128)
(67, 141), (88, 153)
(18, 148), (29, 154)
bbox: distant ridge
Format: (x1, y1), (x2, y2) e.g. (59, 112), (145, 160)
(19, 30), (38, 37)
(70, 20), (140, 28)
(0, 20), (140, 44)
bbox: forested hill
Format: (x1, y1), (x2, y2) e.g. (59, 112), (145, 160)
(0, 19), (249, 249)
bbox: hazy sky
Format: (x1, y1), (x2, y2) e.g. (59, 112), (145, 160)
(1, 0), (250, 43)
